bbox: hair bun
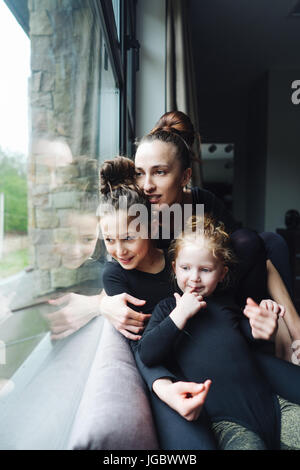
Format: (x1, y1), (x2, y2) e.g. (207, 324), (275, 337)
(100, 156), (136, 195)
(151, 111), (195, 147)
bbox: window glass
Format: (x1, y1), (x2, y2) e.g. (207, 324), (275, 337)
(0, 1), (30, 281)
(0, 0), (136, 449)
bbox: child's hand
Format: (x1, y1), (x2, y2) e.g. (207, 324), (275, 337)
(174, 290), (206, 317)
(153, 378), (212, 421)
(171, 291), (206, 330)
(175, 290), (206, 317)
(259, 299), (285, 317)
(243, 297), (284, 341)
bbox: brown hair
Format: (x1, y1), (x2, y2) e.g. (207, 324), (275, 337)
(169, 214), (236, 288)
(137, 111), (199, 171)
(99, 156), (152, 220)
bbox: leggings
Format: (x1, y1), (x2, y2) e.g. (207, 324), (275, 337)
(259, 232), (294, 298)
(211, 396), (300, 450)
(150, 392), (217, 450)
(230, 229), (294, 306)
(230, 228), (268, 305)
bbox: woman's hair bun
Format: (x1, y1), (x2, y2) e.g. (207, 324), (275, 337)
(100, 156), (136, 195)
(151, 110), (195, 147)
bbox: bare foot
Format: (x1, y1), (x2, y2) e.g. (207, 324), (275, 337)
(291, 340), (300, 366)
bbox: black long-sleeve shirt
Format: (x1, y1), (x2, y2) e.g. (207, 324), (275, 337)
(102, 256), (182, 384)
(138, 293), (281, 449)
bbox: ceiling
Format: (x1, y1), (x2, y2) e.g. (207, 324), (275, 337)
(189, 0), (300, 88)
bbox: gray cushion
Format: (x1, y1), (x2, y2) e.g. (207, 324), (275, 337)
(67, 320), (159, 450)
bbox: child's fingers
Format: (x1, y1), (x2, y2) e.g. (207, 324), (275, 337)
(265, 299), (275, 312)
(186, 287), (195, 294)
(173, 293), (181, 305)
(186, 381), (211, 403)
(250, 318), (274, 331)
(119, 329), (142, 341)
(176, 381), (204, 396)
(192, 291), (202, 299)
(266, 301), (285, 317)
(259, 299), (285, 317)
(185, 383), (205, 396)
(246, 297), (259, 307)
(249, 315), (278, 339)
(195, 380), (212, 403)
(203, 379), (212, 393)
(243, 306), (261, 319)
(244, 305), (274, 319)
(278, 305), (286, 317)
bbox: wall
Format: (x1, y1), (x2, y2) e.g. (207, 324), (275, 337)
(265, 70), (300, 232)
(136, 0), (166, 139)
(245, 75), (268, 232)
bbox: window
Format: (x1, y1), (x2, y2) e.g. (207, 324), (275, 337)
(0, 0), (138, 449)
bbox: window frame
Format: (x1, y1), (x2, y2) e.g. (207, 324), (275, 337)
(94, 0), (138, 157)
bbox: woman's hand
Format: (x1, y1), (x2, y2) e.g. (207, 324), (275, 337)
(153, 378), (212, 421)
(100, 292), (151, 340)
(171, 290), (206, 330)
(243, 297), (285, 341)
(45, 293), (102, 340)
(46, 291), (150, 341)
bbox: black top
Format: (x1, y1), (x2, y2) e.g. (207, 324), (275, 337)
(156, 187), (240, 250)
(102, 256), (183, 382)
(191, 187), (240, 234)
(102, 257), (174, 316)
(138, 293), (281, 449)
(136, 186), (240, 385)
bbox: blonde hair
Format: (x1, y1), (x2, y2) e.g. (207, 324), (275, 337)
(169, 214), (236, 287)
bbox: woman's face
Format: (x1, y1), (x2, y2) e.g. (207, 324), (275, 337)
(135, 140), (191, 209)
(100, 210), (152, 271)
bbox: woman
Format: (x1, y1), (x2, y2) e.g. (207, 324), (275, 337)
(49, 111), (300, 351)
(134, 111), (299, 352)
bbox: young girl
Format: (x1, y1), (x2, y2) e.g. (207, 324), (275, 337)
(99, 156), (174, 327)
(138, 215), (300, 450)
